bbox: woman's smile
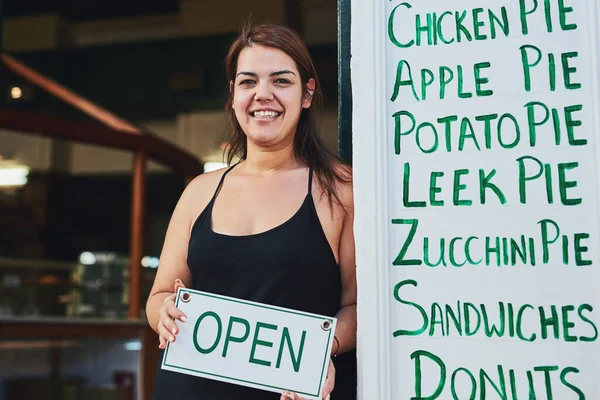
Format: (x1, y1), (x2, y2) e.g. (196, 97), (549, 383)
(250, 109), (283, 121)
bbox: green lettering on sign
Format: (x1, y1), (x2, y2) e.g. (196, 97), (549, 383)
(222, 316), (250, 357)
(193, 311), (222, 354)
(249, 322), (278, 367)
(276, 328), (307, 373)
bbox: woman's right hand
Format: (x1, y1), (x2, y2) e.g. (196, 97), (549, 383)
(157, 279), (188, 349)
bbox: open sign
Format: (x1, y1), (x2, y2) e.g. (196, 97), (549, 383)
(161, 289), (336, 399)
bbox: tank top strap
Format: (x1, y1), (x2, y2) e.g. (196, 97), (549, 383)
(308, 167), (313, 195)
(209, 163), (238, 204)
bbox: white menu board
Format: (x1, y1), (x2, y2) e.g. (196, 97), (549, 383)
(352, 1), (600, 399)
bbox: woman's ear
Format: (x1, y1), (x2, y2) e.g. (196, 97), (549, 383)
(302, 78), (316, 109)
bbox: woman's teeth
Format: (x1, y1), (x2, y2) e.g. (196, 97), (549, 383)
(253, 111), (280, 118)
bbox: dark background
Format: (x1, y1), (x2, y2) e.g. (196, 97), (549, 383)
(0, 0), (343, 261)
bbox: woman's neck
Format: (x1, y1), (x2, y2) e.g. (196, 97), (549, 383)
(241, 140), (302, 174)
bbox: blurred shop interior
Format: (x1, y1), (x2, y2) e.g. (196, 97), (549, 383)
(0, 0), (340, 399)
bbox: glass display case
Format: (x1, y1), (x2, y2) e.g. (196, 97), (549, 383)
(0, 318), (158, 400)
(0, 253), (157, 319)
(0, 254), (160, 400)
(0, 257), (76, 318)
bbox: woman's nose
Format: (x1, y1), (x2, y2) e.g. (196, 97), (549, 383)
(254, 82), (273, 101)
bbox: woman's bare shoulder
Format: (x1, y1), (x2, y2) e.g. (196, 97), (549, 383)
(186, 167), (230, 193)
(178, 166), (231, 213)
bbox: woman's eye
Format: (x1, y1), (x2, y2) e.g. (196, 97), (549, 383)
(275, 79), (291, 84)
(239, 80), (255, 85)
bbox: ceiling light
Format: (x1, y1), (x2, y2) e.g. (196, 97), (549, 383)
(10, 86), (23, 99)
(79, 252), (96, 265)
(0, 163), (29, 187)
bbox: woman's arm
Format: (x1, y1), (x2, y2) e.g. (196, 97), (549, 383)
(332, 178), (357, 356)
(146, 181), (196, 334)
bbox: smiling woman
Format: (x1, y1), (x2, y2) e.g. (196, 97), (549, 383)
(231, 46), (310, 149)
(147, 23), (357, 400)
(223, 24), (348, 210)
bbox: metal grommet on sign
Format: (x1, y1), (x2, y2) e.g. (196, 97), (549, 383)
(321, 320), (332, 331)
(181, 292), (191, 303)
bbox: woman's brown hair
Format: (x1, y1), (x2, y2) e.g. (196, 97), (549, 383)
(224, 23), (351, 207)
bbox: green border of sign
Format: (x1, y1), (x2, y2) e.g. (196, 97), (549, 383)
(162, 289), (335, 398)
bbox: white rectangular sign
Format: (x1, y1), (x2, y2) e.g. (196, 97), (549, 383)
(352, 0), (600, 399)
(161, 288), (336, 399)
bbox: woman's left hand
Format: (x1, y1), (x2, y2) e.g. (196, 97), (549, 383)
(280, 358), (335, 400)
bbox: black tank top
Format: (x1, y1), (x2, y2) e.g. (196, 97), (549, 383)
(153, 165), (357, 400)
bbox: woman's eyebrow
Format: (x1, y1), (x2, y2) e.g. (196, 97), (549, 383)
(270, 70), (296, 77)
(235, 70), (297, 78)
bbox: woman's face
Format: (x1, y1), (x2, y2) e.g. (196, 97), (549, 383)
(232, 45), (314, 149)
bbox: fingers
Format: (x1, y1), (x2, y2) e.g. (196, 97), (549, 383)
(160, 313), (180, 340)
(321, 360), (336, 399)
(157, 321), (174, 348)
(321, 383), (334, 400)
(170, 280), (188, 322)
(156, 280), (189, 349)
(166, 299), (188, 323)
(160, 306), (183, 339)
(158, 329), (167, 349)
(156, 291), (188, 348)
(164, 292), (188, 322)
(282, 359), (336, 400)
(281, 391), (314, 400)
